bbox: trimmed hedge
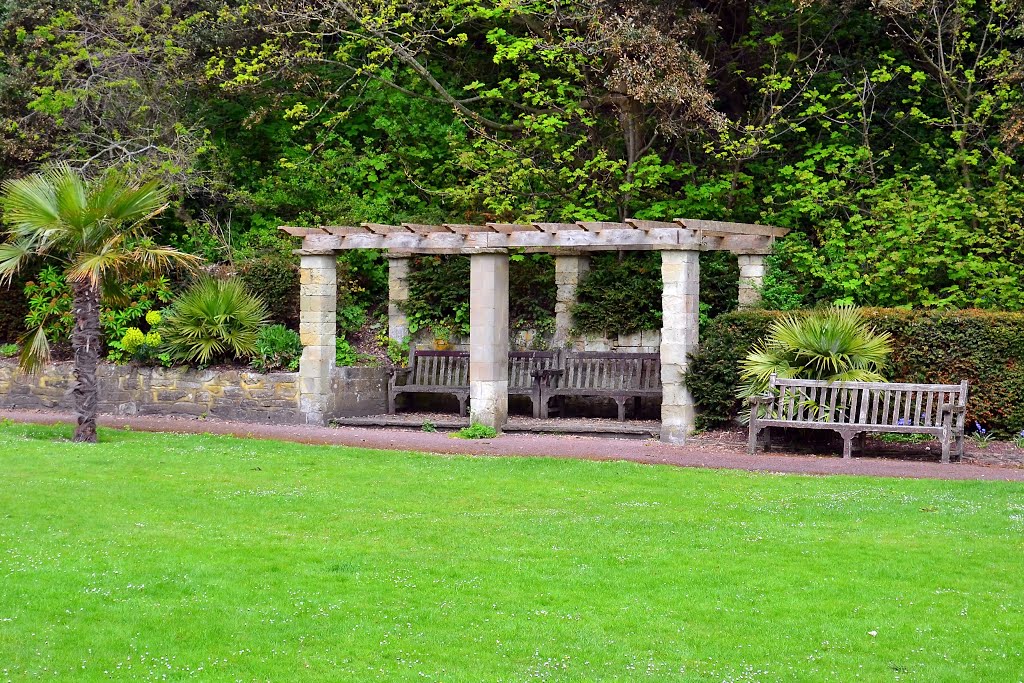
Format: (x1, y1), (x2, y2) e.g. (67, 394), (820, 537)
(686, 308), (1024, 435)
(0, 272), (32, 344)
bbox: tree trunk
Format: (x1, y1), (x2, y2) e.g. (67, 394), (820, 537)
(71, 279), (101, 443)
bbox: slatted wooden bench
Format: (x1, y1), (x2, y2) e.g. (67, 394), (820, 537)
(747, 376), (969, 462)
(388, 349), (558, 417)
(388, 350), (470, 415)
(539, 351), (661, 421)
(509, 351), (559, 417)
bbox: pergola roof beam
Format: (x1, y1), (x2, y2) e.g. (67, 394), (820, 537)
(674, 218), (787, 238)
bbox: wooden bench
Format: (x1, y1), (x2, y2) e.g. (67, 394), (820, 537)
(389, 350), (469, 415)
(388, 349), (557, 417)
(539, 351), (661, 421)
(747, 376), (969, 462)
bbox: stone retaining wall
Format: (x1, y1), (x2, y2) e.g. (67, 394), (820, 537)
(0, 361), (387, 424)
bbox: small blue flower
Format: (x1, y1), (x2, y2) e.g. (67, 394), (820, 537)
(897, 418), (906, 426)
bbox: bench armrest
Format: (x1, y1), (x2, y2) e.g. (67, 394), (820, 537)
(939, 403), (966, 414)
(749, 392), (774, 406)
(389, 367), (413, 379)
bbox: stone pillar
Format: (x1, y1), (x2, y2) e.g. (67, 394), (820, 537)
(298, 252), (337, 425)
(469, 251), (510, 431)
(660, 249), (700, 444)
(553, 253), (590, 347)
(737, 254), (766, 308)
(387, 253), (411, 343)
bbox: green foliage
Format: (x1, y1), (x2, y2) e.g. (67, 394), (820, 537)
(572, 253), (662, 336)
(335, 338), (359, 367)
(572, 252), (739, 337)
(237, 256), (300, 328)
(162, 278), (268, 365)
(738, 306), (893, 400)
(404, 256), (471, 337)
(23, 266), (74, 347)
(684, 310), (778, 430)
(688, 309), (1024, 435)
(22, 266), (171, 363)
(251, 324), (302, 373)
(0, 343), (19, 358)
(421, 421), (437, 433)
(451, 423), (498, 439)
(0, 271), (31, 344)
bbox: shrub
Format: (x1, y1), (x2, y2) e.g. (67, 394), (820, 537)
(0, 343), (18, 358)
(0, 270), (31, 344)
(237, 256), (300, 328)
(572, 252), (738, 337)
(162, 278), (269, 365)
(452, 423), (498, 439)
(687, 308), (1024, 435)
(738, 306), (892, 399)
(251, 325), (302, 373)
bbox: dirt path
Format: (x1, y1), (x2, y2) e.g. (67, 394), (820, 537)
(2, 408), (1022, 482)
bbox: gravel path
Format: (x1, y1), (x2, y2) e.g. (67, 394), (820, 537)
(2, 408), (1022, 482)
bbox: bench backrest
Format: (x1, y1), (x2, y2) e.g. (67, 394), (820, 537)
(768, 376), (969, 428)
(559, 351), (661, 391)
(509, 351), (558, 389)
(410, 350), (469, 387)
(407, 349), (558, 388)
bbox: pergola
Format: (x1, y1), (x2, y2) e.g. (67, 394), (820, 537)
(281, 218), (788, 443)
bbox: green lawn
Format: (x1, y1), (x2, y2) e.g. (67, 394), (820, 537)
(1, 423), (1022, 682)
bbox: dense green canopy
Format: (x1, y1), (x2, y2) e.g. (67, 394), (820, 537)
(2, 0), (1024, 316)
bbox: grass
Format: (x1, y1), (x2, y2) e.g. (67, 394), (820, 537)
(1, 423), (1022, 682)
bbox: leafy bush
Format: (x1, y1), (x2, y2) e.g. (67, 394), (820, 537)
(23, 266), (74, 346)
(23, 265), (172, 362)
(162, 278), (268, 365)
(0, 271), (31, 344)
(687, 308), (1024, 435)
(738, 307), (892, 398)
(0, 342), (19, 358)
(572, 252), (738, 337)
(251, 324), (302, 373)
(237, 256), (300, 328)
(452, 423), (498, 439)
(404, 253), (557, 337)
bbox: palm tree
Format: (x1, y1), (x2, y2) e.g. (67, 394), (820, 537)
(738, 306), (893, 419)
(0, 164), (200, 442)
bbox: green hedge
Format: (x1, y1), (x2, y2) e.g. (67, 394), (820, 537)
(686, 308), (1024, 435)
(0, 271), (32, 344)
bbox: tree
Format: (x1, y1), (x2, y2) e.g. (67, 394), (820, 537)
(0, 164), (200, 442)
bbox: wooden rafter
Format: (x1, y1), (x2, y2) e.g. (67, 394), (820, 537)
(282, 218), (787, 255)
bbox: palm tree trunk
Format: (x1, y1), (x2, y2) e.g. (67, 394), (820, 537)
(71, 279), (101, 443)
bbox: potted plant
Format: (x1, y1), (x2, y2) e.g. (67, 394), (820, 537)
(431, 320), (454, 350)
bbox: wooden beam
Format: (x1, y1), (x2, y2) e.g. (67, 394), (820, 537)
(361, 223), (410, 234)
(534, 222), (582, 233)
(675, 218), (788, 238)
(403, 223), (452, 235)
(626, 219), (684, 232)
(280, 226), (325, 237)
(445, 223), (496, 234)
(487, 223), (539, 233)
(576, 221), (634, 232)
(321, 225), (368, 236)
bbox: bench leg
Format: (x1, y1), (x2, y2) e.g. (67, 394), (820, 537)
(955, 431), (965, 461)
(747, 425), (760, 455)
(941, 431), (951, 464)
(858, 432), (867, 455)
(387, 389), (397, 415)
(842, 432), (853, 459)
(458, 394), (468, 418)
(615, 399), (626, 422)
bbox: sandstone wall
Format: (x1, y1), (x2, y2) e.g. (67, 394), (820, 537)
(0, 361), (387, 424)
